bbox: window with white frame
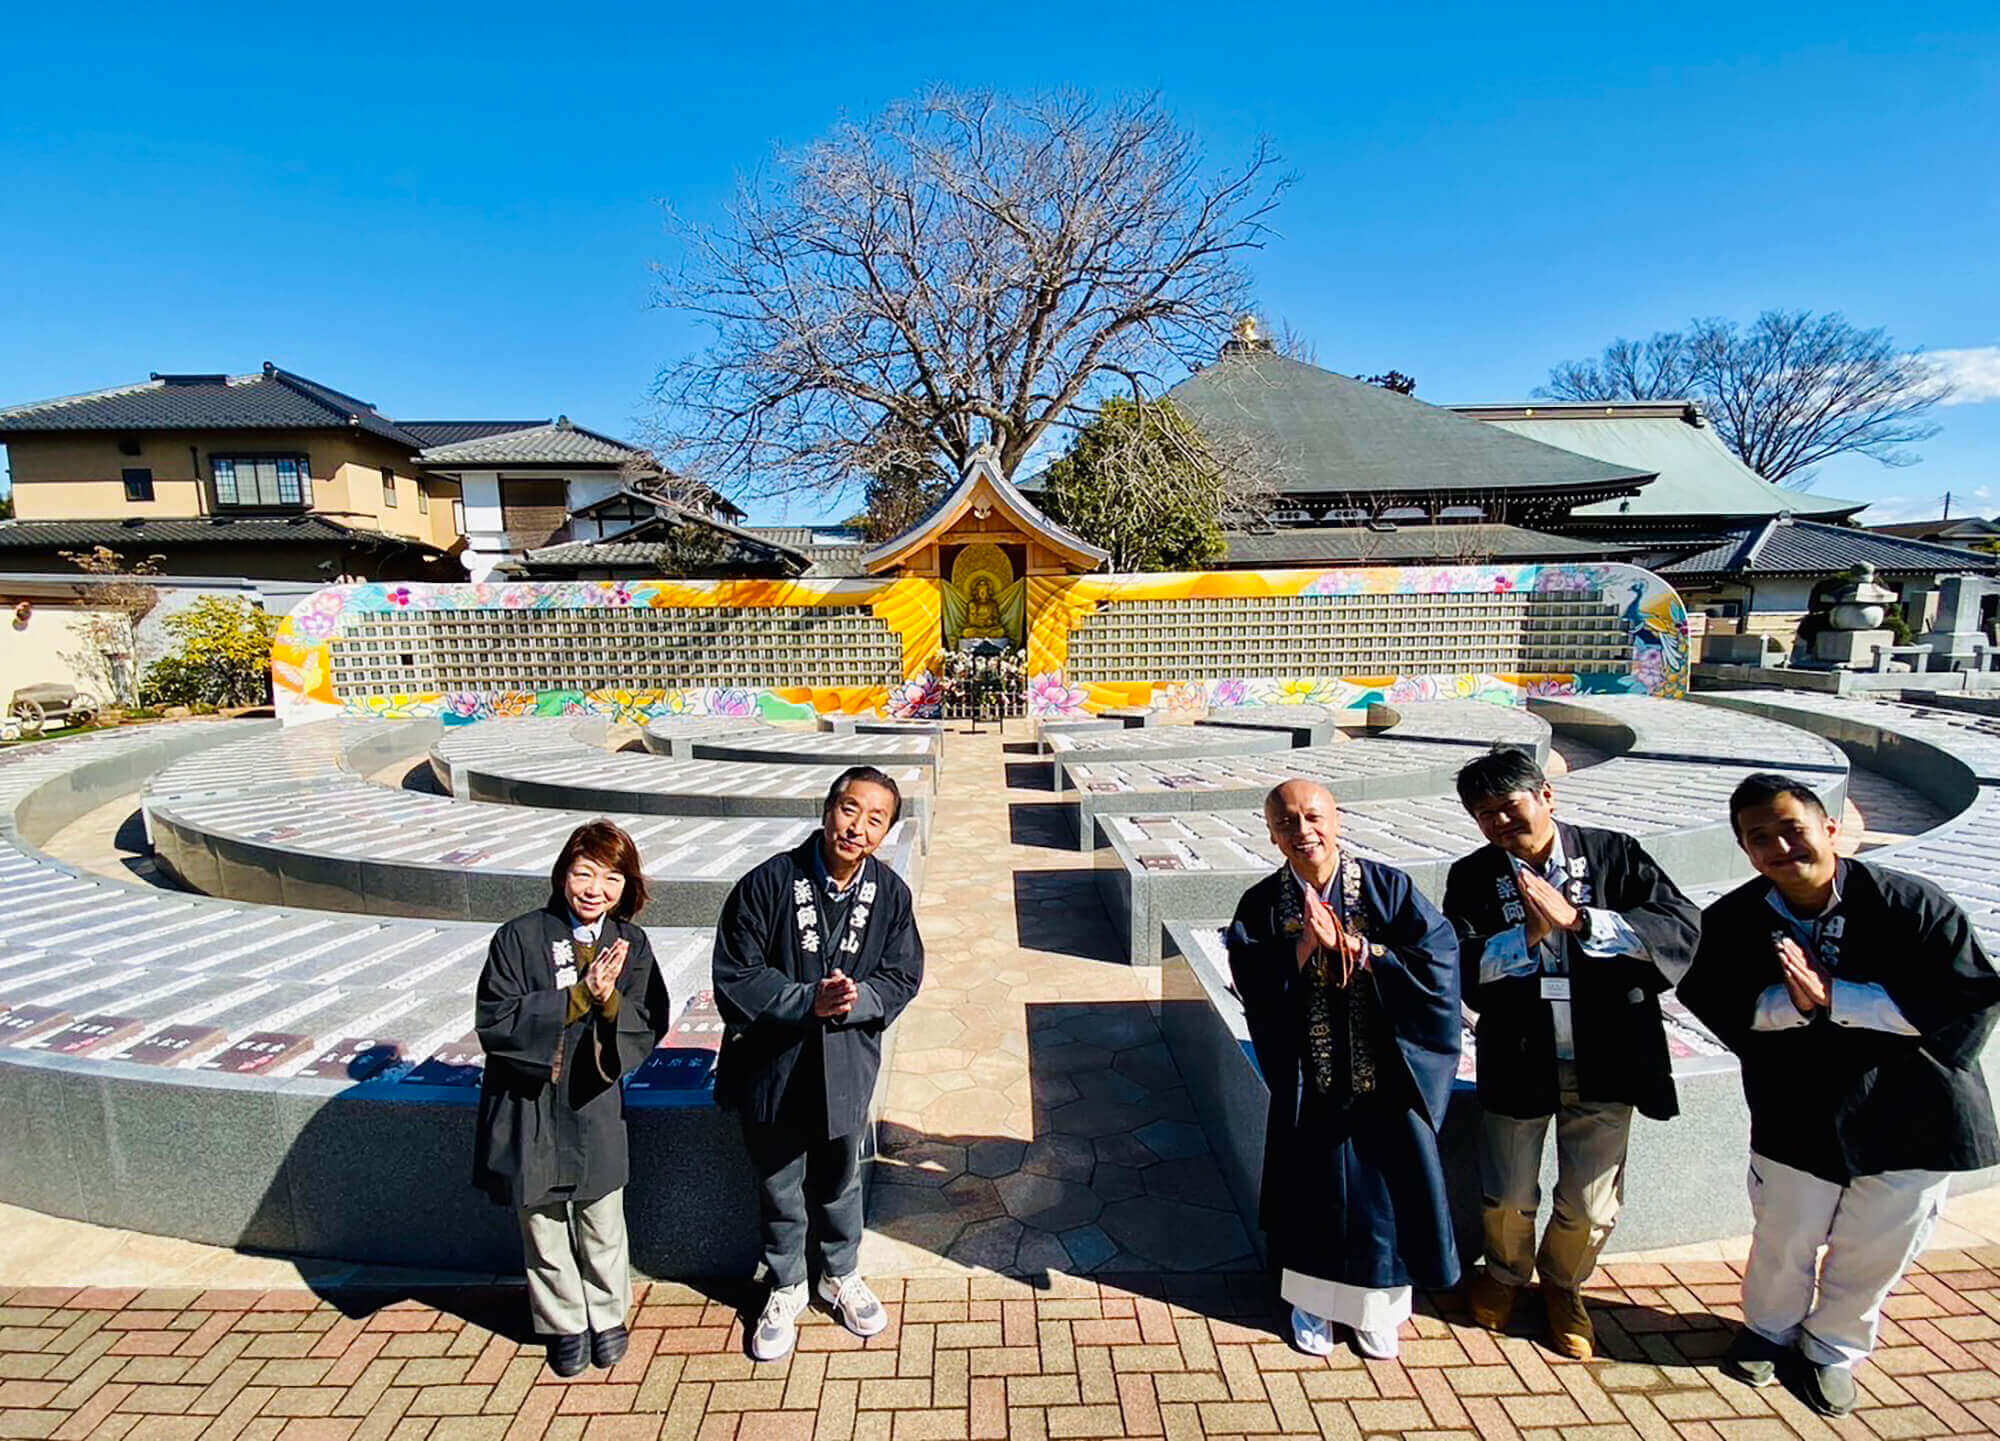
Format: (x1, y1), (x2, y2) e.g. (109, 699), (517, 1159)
(212, 455), (309, 508)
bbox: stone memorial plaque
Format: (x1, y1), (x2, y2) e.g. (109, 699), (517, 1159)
(668, 991), (723, 1051)
(201, 1031), (316, 1075)
(123, 1024), (228, 1067)
(401, 1031), (485, 1087)
(40, 1014), (146, 1056)
(301, 1037), (407, 1081)
(0, 1004), (71, 1046)
(627, 993), (723, 1093)
(626, 1046), (717, 1092)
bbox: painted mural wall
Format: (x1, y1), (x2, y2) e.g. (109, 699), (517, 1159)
(272, 563), (1688, 724)
(272, 576), (940, 725)
(1023, 562), (1689, 718)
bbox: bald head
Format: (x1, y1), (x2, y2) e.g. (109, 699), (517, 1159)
(1264, 779), (1341, 881)
(1265, 779), (1335, 822)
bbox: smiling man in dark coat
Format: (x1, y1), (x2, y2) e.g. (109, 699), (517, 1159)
(1442, 747), (1700, 1360)
(1225, 779), (1462, 1361)
(713, 765), (924, 1363)
(1680, 772), (2000, 1418)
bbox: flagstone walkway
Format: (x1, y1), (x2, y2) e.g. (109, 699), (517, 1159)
(860, 725), (1252, 1280)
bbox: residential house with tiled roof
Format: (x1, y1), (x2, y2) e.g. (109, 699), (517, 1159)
(0, 363), (661, 582)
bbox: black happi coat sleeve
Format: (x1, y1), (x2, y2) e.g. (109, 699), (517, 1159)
(605, 922), (672, 1064)
(1862, 873), (2000, 1067)
(1673, 881), (1771, 1055)
(474, 915), (568, 1081)
(712, 854), (820, 1030)
(1583, 829), (1702, 990)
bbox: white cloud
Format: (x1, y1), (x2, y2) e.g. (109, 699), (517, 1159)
(1850, 485), (1995, 524)
(1928, 346), (2000, 405)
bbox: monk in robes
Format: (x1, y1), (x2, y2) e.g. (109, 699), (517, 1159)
(1225, 780), (1463, 1360)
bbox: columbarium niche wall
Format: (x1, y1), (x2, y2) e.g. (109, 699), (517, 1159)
(274, 576), (943, 725)
(1024, 562), (1690, 718)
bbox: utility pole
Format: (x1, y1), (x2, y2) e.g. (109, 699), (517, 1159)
(1943, 491), (1953, 520)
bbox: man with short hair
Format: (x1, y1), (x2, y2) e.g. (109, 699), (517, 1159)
(1680, 772), (2000, 1417)
(1225, 779), (1462, 1361)
(713, 766), (925, 1363)
(1442, 748), (1700, 1359)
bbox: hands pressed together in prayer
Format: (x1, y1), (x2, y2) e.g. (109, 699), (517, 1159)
(1775, 935), (1832, 1016)
(1516, 868), (1585, 948)
(1297, 888), (1369, 986)
(583, 938), (630, 1006)
(814, 968), (860, 1019)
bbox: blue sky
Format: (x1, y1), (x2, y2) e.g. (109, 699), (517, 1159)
(2, 1), (1995, 524)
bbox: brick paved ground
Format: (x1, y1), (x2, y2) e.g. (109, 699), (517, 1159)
(5, 1254), (2000, 1440)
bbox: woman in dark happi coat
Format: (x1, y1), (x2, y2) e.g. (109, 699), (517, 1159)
(474, 820), (669, 1378)
(1226, 780), (1463, 1362)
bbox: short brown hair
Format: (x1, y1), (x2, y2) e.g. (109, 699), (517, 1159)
(549, 819), (649, 920)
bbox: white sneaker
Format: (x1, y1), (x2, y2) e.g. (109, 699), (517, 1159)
(818, 1272), (889, 1337)
(1354, 1323), (1400, 1360)
(1291, 1306), (1335, 1357)
(750, 1281), (808, 1362)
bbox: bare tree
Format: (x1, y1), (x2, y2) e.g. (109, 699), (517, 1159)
(649, 87), (1289, 501)
(1538, 310), (1952, 488)
(1541, 333), (1695, 403)
(851, 418), (953, 542)
(56, 545), (165, 706)
(1264, 316), (1318, 365)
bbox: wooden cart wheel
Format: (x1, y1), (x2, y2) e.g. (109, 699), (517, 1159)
(11, 699), (45, 734)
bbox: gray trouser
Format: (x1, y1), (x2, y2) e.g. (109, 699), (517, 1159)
(518, 1189), (632, 1337)
(1479, 1063), (1634, 1292)
(742, 1118), (866, 1289)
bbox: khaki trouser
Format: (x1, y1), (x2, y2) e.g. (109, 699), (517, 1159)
(518, 1188), (632, 1337)
(1479, 1063), (1633, 1292)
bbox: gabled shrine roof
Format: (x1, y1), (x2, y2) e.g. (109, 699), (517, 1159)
(862, 451), (1109, 573)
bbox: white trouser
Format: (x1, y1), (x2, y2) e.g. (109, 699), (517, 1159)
(1280, 1272), (1412, 1335)
(1743, 1152), (1948, 1369)
(519, 1188), (632, 1337)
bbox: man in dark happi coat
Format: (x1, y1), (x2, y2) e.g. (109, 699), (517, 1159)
(1226, 779), (1462, 1360)
(1442, 748), (1701, 1359)
(1680, 773), (2000, 1417)
(713, 766), (924, 1363)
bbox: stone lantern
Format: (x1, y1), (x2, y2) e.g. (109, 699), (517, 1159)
(1812, 564), (1900, 667)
